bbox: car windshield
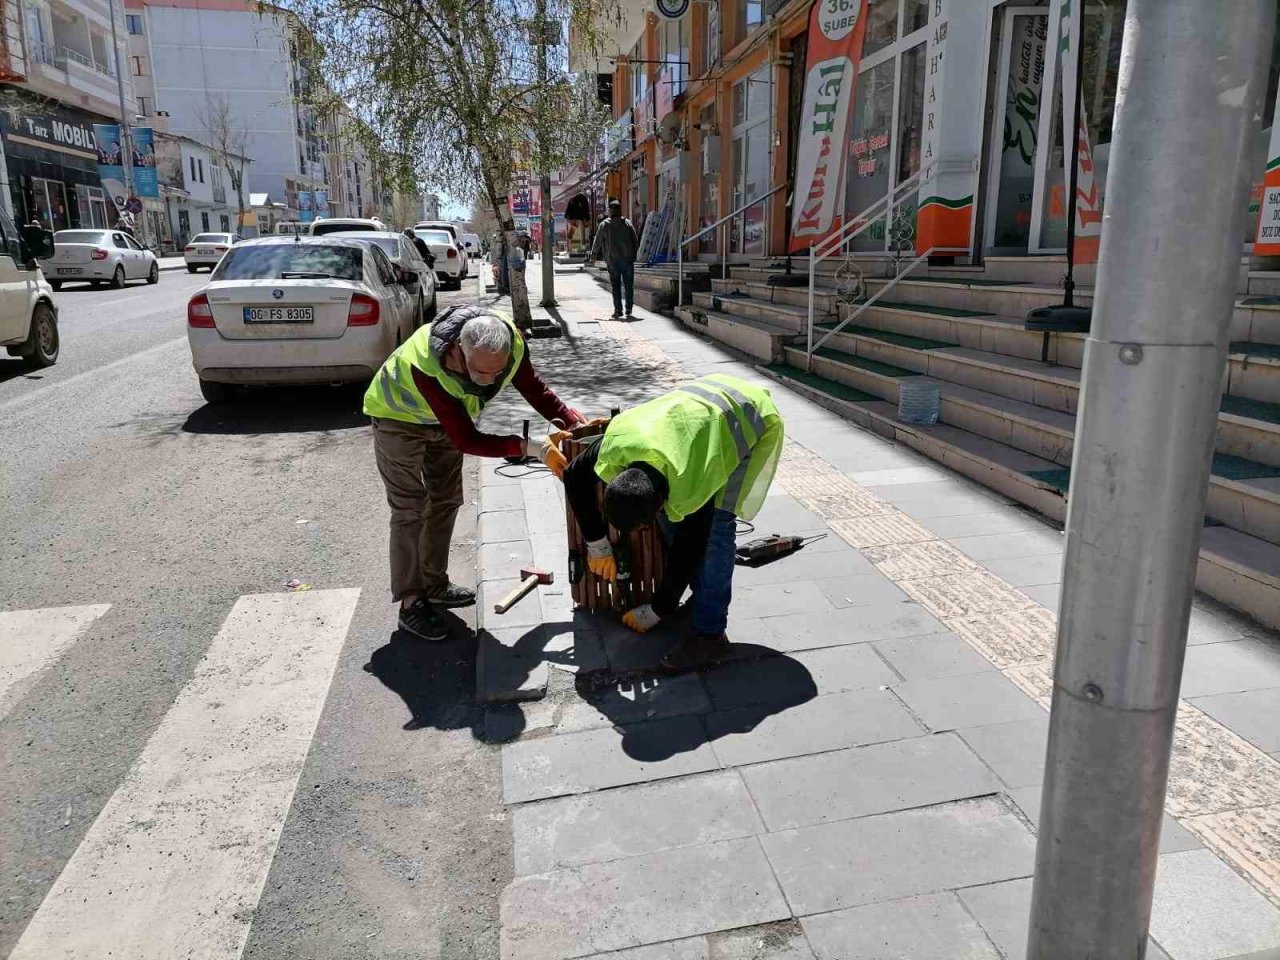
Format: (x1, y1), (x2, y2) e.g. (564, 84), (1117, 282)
(55, 230), (108, 244)
(420, 230), (453, 244)
(312, 221), (376, 235)
(212, 244), (364, 281)
(191, 234), (229, 244)
(338, 235), (400, 256)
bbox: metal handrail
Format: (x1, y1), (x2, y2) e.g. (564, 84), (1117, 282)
(677, 182), (788, 309)
(53, 45), (115, 77)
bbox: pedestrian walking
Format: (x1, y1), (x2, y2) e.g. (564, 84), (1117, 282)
(364, 304), (586, 641)
(563, 374), (784, 671)
(589, 199), (639, 319)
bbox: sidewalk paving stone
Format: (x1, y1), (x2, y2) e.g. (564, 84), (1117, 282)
(948, 530), (1065, 562)
(1019, 583), (1061, 609)
(499, 837), (789, 959)
(511, 770), (763, 875)
(1006, 785), (1202, 855)
(916, 510), (1051, 539)
(742, 733), (1000, 831)
(701, 644), (896, 711)
(848, 465), (951, 487)
(731, 580), (835, 620)
(502, 716), (718, 803)
(733, 547), (878, 588)
(800, 892), (1001, 960)
(1188, 687), (1280, 752)
(759, 796), (1035, 915)
(478, 578), (544, 630)
(557, 673), (712, 732)
(1152, 850), (1280, 958)
(982, 553), (1064, 588)
(1179, 639), (1280, 698)
(480, 482), (526, 513)
(706, 687), (922, 767)
(958, 717), (1051, 788)
(763, 602), (948, 652)
(478, 507), (530, 544)
(749, 494), (832, 534)
(813, 574), (910, 609)
(872, 631), (997, 680)
(893, 672), (1044, 732)
(581, 922), (816, 959)
(478, 538), (534, 579)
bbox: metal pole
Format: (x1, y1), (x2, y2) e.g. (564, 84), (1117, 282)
(106, 0), (139, 243)
(677, 229), (683, 308)
(536, 0), (554, 307)
(805, 243), (814, 371)
(1027, 2), (1273, 957)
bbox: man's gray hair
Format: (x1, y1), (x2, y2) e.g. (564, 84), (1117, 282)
(460, 314), (512, 356)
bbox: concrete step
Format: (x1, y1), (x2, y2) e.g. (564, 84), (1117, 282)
(674, 305), (793, 362)
(692, 289), (809, 335)
(1228, 341), (1280, 403)
(759, 361), (1280, 631)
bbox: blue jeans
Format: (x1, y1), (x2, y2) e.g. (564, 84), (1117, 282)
(608, 260), (635, 315)
(661, 507), (737, 636)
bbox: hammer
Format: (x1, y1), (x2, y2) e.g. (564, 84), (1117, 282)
(493, 566), (554, 614)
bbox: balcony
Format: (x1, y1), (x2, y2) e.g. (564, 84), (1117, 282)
(28, 43), (130, 116)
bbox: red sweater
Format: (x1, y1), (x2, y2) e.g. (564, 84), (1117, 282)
(409, 353), (573, 457)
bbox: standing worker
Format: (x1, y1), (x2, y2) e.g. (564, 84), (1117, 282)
(365, 304), (586, 641)
(589, 199), (639, 319)
(563, 374), (784, 671)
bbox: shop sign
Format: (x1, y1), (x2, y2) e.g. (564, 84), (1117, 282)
(1255, 85), (1280, 254)
(298, 190), (315, 221)
(654, 0), (689, 19)
(791, 0), (871, 252)
(2, 104), (100, 158)
(605, 109), (634, 162)
(1057, 0), (1100, 263)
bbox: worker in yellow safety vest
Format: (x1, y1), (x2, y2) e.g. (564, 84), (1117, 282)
(563, 374), (785, 672)
(364, 304), (585, 642)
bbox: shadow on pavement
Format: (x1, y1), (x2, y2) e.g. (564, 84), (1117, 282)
(0, 359), (46, 385)
(182, 384), (369, 434)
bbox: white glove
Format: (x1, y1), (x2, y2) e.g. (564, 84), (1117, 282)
(622, 604), (662, 634)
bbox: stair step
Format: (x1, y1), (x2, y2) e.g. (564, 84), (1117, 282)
(675, 306), (793, 362)
(760, 362), (1280, 630)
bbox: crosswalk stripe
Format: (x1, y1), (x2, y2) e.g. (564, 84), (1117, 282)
(0, 604), (111, 721)
(8, 588), (361, 960)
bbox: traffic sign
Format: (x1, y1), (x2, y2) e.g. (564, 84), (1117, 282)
(124, 196), (142, 215)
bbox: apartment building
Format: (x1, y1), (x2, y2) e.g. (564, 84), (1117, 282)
(151, 130), (250, 249)
(123, 0), (326, 216)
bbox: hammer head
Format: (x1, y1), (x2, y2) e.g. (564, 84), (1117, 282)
(521, 566), (554, 585)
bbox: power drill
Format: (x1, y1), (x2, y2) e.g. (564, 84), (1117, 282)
(735, 533), (826, 563)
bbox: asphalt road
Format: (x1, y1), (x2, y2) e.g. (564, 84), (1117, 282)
(0, 271), (509, 958)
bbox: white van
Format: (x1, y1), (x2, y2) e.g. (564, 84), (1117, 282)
(0, 210), (59, 369)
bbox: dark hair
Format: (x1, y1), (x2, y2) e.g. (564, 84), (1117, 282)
(604, 463), (668, 532)
(608, 198), (622, 210)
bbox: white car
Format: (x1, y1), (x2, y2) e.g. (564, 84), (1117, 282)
(44, 229), (159, 290)
(457, 231), (482, 258)
(414, 221), (469, 278)
(412, 227), (465, 289)
(186, 236), (420, 403)
(184, 232), (243, 272)
(0, 210), (59, 369)
(309, 217), (386, 236)
(328, 230), (438, 325)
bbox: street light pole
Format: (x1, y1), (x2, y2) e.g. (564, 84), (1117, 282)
(535, 0), (555, 307)
(106, 0), (141, 244)
(1027, 2), (1273, 957)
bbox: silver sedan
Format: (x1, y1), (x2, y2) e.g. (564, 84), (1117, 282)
(44, 229), (159, 290)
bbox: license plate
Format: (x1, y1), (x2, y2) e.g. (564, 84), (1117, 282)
(243, 306), (314, 323)
(56, 267), (83, 275)
(196, 248), (213, 255)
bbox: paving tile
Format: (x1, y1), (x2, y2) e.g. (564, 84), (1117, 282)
(848, 465), (950, 487)
(581, 922), (816, 959)
(982, 554), (1064, 588)
(948, 530), (1064, 562)
(760, 796), (1035, 915)
(479, 578), (544, 629)
(813, 574), (910, 609)
(743, 732), (1000, 831)
(500, 837), (790, 959)
(957, 878), (1171, 960)
(478, 507), (530, 543)
(958, 717), (1050, 788)
(862, 540), (981, 580)
(1006, 785), (1202, 855)
(707, 687), (922, 767)
(764, 603), (948, 652)
(1180, 639), (1280, 698)
(732, 580), (835, 619)
(478, 538), (534, 582)
(873, 480), (1005, 507)
(734, 546), (877, 587)
(512, 770), (763, 875)
(873, 632), (997, 680)
(480, 481), (526, 513)
(1188, 687), (1280, 753)
(557, 673), (712, 733)
(502, 716), (718, 803)
(1017, 583), (1062, 610)
(1150, 850), (1280, 959)
(901, 571), (1033, 619)
(749, 494), (830, 534)
(1167, 702), (1280, 818)
(943, 606), (1057, 669)
(829, 513), (934, 548)
(1187, 601), (1272, 646)
(918, 510), (1049, 539)
(894, 672), (1044, 732)
(476, 624), (551, 703)
(801, 892), (1001, 960)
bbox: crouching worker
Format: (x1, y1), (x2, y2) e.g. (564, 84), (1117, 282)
(563, 374), (784, 672)
(365, 304), (585, 642)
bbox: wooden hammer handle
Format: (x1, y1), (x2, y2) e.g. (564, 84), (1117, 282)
(493, 574), (539, 614)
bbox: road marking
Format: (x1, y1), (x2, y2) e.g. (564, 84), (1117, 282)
(8, 588), (361, 959)
(0, 604), (111, 720)
(0, 337), (186, 414)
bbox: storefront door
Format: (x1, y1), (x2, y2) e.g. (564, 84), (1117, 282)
(30, 178), (70, 231)
(730, 66), (772, 257)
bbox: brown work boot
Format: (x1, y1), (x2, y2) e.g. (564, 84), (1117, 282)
(661, 632), (730, 674)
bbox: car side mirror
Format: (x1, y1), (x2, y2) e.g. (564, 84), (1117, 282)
(400, 269), (418, 287)
(21, 224), (54, 264)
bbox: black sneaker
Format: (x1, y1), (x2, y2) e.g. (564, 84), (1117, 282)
(661, 632), (730, 673)
(398, 599), (448, 641)
(427, 582), (476, 608)
(625, 308), (634, 318)
(610, 311), (623, 319)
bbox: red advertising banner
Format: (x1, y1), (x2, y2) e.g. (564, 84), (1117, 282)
(790, 0), (870, 253)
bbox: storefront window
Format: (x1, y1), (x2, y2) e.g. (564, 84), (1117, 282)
(628, 154), (647, 229)
(864, 0), (899, 57)
(737, 0), (763, 45)
(847, 59), (895, 251)
(730, 67), (771, 255)
(698, 104), (720, 252)
(629, 38), (647, 109)
(904, 0), (929, 35)
(990, 11), (1049, 251)
(660, 14), (689, 96)
(31, 177), (70, 231)
(1244, 21), (1280, 244)
(704, 0), (721, 72)
(75, 184), (110, 228)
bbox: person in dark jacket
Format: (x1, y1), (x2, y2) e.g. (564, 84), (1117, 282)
(590, 199), (640, 318)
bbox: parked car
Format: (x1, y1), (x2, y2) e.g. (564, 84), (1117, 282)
(0, 210), (59, 369)
(275, 220), (308, 236)
(412, 227), (465, 290)
(309, 217), (386, 236)
(184, 232), (243, 273)
(186, 236), (419, 403)
(457, 231), (482, 258)
(414, 221), (469, 278)
(329, 230), (438, 325)
(43, 229), (159, 290)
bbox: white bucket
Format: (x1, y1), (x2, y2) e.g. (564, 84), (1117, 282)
(898, 381), (941, 425)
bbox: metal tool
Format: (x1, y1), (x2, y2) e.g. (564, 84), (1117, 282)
(492, 566), (553, 614)
(503, 419), (537, 465)
(735, 533), (827, 563)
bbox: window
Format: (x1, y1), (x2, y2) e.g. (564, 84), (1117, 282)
(704, 0), (721, 73)
(213, 244), (364, 281)
(200, 211), (210, 231)
(126, 13), (143, 34)
(659, 14), (688, 97)
(370, 246), (397, 285)
(197, 158), (205, 183)
(736, 0), (763, 45)
(113, 233), (129, 248)
(220, 215), (230, 232)
(729, 67), (772, 256)
(863, 0), (899, 56)
(130, 55), (147, 76)
(629, 37), (647, 110)
(138, 96), (152, 116)
(189, 156), (197, 182)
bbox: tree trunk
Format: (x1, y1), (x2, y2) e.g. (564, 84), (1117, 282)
(483, 167), (532, 328)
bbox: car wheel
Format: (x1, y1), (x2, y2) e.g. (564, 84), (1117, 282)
(49, 280), (62, 291)
(199, 378), (231, 403)
(187, 264), (197, 274)
(110, 265), (125, 289)
(147, 261), (159, 285)
(22, 303), (59, 369)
